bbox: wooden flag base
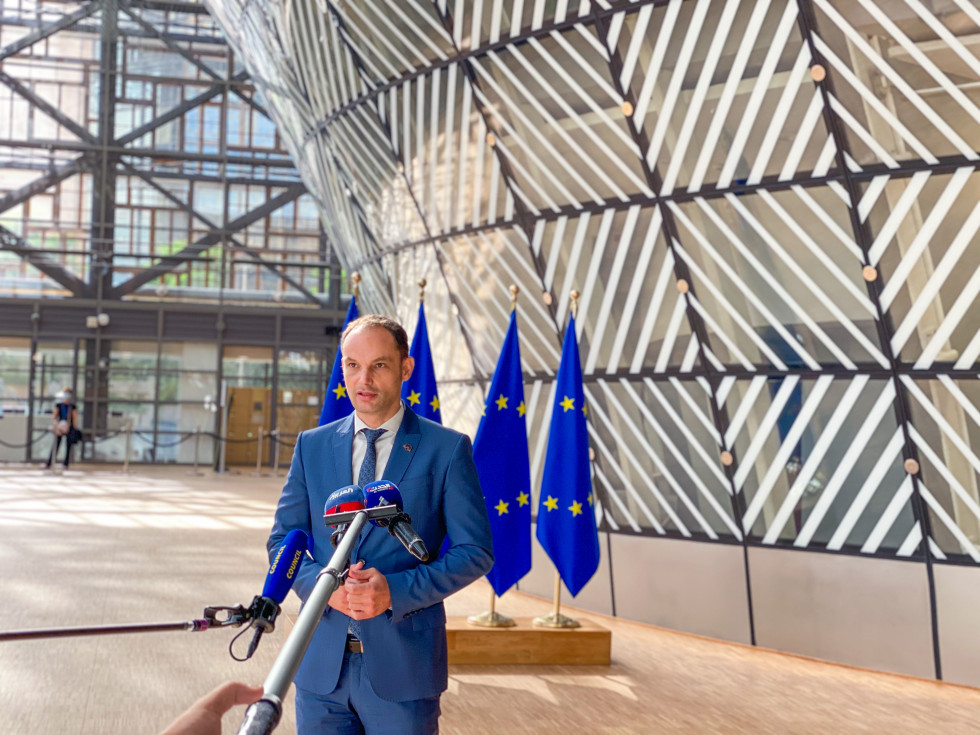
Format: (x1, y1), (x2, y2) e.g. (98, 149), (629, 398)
(447, 616), (610, 664)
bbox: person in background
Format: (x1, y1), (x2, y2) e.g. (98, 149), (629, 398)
(46, 386), (78, 469)
(159, 682), (263, 735)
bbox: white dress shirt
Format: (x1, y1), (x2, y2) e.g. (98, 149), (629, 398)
(351, 402), (405, 484)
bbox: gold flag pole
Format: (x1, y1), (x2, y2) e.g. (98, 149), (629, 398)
(351, 271), (361, 299)
(534, 290), (581, 630)
(467, 284), (520, 629)
(419, 277), (426, 302)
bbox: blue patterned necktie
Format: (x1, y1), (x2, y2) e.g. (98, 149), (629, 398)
(358, 428), (386, 487)
(350, 427), (385, 641)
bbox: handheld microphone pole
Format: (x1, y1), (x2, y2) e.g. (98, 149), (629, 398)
(237, 499), (401, 735)
(0, 607), (247, 642)
(236, 509), (369, 735)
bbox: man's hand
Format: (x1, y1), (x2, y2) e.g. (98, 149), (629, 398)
(345, 561), (391, 619)
(327, 584), (351, 615)
(159, 681), (263, 735)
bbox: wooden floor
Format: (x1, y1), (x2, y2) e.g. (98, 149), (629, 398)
(1, 464), (978, 734)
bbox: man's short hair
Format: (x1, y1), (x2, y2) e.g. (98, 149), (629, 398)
(341, 315), (410, 361)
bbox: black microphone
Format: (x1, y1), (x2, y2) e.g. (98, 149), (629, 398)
(362, 480), (429, 562)
(323, 484), (365, 547)
(245, 528), (308, 658)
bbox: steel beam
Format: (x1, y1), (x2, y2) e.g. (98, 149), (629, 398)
(109, 182), (307, 297)
(0, 2), (101, 62)
(0, 225), (90, 296)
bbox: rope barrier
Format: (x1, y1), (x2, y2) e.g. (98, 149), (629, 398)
(1, 426), (304, 466)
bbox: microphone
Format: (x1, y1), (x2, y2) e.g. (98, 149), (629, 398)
(245, 528), (308, 658)
(324, 484), (364, 547)
(362, 480), (430, 562)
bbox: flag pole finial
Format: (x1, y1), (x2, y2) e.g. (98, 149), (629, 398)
(509, 284), (519, 311)
(570, 289), (579, 319)
(351, 271), (361, 299)
(418, 278), (427, 303)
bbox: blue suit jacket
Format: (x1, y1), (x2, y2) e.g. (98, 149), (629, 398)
(267, 406), (494, 702)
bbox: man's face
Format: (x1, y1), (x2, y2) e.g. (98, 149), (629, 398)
(341, 325), (414, 428)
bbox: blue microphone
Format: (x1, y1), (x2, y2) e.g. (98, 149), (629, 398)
(362, 480), (429, 562)
(246, 528), (308, 657)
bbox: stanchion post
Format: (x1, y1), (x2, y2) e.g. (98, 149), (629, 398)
(252, 428), (264, 477)
(271, 428), (281, 476)
(188, 425), (204, 476)
(122, 422), (132, 474)
(217, 380), (228, 474)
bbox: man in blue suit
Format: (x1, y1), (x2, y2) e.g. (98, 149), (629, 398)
(268, 314), (493, 734)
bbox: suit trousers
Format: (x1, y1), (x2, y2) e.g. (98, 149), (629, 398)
(295, 651), (440, 735)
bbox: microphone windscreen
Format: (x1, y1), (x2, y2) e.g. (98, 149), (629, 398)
(263, 528), (308, 603)
(324, 484), (364, 525)
(362, 480), (403, 527)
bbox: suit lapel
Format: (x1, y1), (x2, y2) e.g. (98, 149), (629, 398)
(330, 414), (355, 488)
(383, 407), (421, 484)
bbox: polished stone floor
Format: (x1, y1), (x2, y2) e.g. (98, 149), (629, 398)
(1, 463), (978, 734)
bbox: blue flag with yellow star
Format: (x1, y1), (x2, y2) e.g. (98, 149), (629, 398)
(473, 310), (531, 597)
(536, 315), (600, 597)
(318, 295), (358, 426)
(401, 302), (441, 423)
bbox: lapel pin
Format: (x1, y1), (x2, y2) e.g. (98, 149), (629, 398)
(403, 443), (412, 452)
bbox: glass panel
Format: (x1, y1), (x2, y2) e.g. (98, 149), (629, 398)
(157, 403), (217, 464)
(222, 345), (273, 388)
(906, 377), (980, 560)
(91, 402), (156, 463)
(107, 341), (158, 401)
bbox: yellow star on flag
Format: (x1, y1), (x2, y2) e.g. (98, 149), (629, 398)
(582, 404), (588, 416)
(407, 390), (421, 406)
(495, 394), (508, 410)
(560, 396), (575, 412)
(516, 491), (530, 506)
(517, 401), (526, 417)
(332, 384), (347, 399)
(569, 500), (583, 516)
(543, 495), (559, 511)
(494, 499), (509, 515)
(587, 491), (594, 506)
(430, 396), (440, 412)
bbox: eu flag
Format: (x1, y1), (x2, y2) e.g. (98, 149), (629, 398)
(536, 315), (600, 596)
(473, 310), (531, 596)
(401, 302), (441, 423)
(318, 295), (358, 426)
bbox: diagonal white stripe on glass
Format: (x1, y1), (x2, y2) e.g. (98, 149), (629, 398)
(724, 375), (770, 448)
(860, 476), (914, 554)
(742, 375), (835, 535)
(825, 428), (905, 550)
(919, 482), (980, 561)
(717, 0), (799, 188)
(627, 253), (678, 372)
(733, 375), (801, 491)
(763, 376), (870, 544)
(794, 379), (897, 548)
(881, 167), (974, 311)
(897, 522), (923, 557)
(587, 206), (641, 373)
(607, 212), (662, 374)
(688, 0), (773, 192)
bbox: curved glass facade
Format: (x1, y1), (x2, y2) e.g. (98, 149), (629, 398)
(204, 0), (980, 679)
